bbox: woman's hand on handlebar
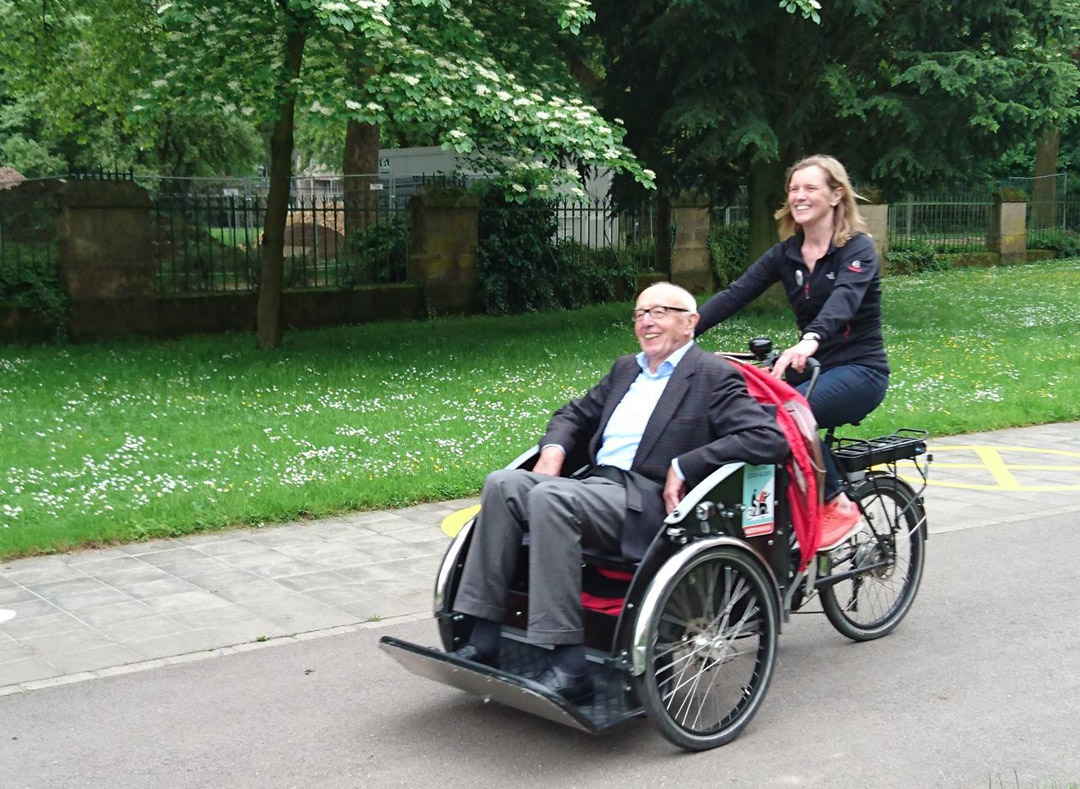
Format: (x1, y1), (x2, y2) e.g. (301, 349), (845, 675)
(771, 337), (820, 379)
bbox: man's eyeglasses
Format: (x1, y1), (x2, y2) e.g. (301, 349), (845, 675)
(631, 306), (691, 322)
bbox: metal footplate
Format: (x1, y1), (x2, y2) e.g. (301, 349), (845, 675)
(378, 636), (642, 733)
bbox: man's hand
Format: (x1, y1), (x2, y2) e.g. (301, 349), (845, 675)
(771, 337), (819, 379)
(663, 465), (686, 514)
(532, 445), (565, 476)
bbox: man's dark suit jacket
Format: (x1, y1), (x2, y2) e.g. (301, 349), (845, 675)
(540, 343), (789, 561)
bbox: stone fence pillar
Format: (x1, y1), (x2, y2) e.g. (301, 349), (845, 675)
(669, 196), (711, 295)
(56, 180), (156, 339)
(861, 203), (889, 271)
(987, 188), (1027, 265)
(408, 187), (479, 314)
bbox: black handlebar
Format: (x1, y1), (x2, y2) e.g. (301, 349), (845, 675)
(747, 336), (821, 399)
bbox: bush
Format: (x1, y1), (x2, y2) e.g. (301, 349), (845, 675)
(0, 245), (68, 340)
(620, 238), (657, 273)
(474, 184), (651, 314)
(554, 241), (641, 307)
(1030, 229), (1080, 259)
(475, 186), (562, 315)
(709, 221), (750, 287)
(886, 239), (950, 275)
(341, 214), (409, 286)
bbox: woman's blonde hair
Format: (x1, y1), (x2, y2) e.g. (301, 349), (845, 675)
(773, 154), (869, 247)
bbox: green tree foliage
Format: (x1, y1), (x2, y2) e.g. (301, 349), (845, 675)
(591, 0), (1080, 259)
(0, 0), (263, 177)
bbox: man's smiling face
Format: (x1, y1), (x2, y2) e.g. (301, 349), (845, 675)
(633, 284), (698, 372)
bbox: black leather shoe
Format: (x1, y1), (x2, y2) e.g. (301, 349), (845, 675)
(534, 666), (594, 705)
(451, 643), (497, 667)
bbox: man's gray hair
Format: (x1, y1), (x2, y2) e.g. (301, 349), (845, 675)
(640, 281), (698, 314)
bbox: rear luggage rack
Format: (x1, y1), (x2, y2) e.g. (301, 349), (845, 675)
(833, 428), (929, 472)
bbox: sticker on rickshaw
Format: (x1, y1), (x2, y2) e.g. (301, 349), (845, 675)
(741, 464), (775, 537)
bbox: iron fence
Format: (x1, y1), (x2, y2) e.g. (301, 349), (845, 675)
(0, 181), (58, 283)
(479, 198), (660, 271)
(8, 172), (1080, 305)
(150, 193), (410, 295)
(887, 192), (994, 253)
(712, 204), (749, 227)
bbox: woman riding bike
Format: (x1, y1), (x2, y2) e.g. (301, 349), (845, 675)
(695, 154), (889, 547)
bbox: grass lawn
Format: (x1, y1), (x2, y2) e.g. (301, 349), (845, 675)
(2, 260), (1079, 559)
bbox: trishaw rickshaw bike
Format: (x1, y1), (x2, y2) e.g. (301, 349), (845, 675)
(380, 338), (931, 751)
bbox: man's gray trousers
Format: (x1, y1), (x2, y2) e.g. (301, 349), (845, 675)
(453, 469), (627, 646)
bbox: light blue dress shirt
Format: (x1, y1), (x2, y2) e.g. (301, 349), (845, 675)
(593, 341), (694, 478)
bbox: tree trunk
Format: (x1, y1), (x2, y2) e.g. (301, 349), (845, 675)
(1032, 128), (1060, 230)
(745, 155), (788, 313)
(256, 26), (307, 350)
(343, 119), (381, 240)
(748, 155), (784, 261)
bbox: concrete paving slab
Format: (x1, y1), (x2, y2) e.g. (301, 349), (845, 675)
(62, 550), (145, 568)
(135, 548), (236, 575)
(302, 586), (420, 620)
(274, 570), (355, 593)
(20, 627), (119, 657)
(46, 644), (146, 674)
(2, 598), (64, 620)
(180, 567), (265, 589)
(125, 629), (249, 661)
(110, 576), (202, 599)
(0, 637), (35, 663)
(169, 607), (281, 630)
(236, 594), (358, 631)
(0, 585), (38, 605)
(142, 590), (235, 615)
(0, 612), (86, 640)
(215, 552), (326, 579)
(203, 577), (296, 604)
(92, 614), (192, 642)
(0, 656), (60, 685)
(0, 561), (89, 585)
(71, 601), (159, 627)
(188, 538), (269, 558)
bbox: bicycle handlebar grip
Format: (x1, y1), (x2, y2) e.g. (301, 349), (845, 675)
(802, 357), (822, 399)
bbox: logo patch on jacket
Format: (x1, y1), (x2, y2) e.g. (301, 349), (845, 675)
(848, 260), (864, 273)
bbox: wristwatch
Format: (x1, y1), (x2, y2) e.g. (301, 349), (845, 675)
(802, 331), (821, 343)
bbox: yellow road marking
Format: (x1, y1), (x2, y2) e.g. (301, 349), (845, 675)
(885, 444), (1080, 492)
(441, 504), (481, 537)
(975, 447), (1021, 490)
(933, 444), (1080, 458)
(921, 463), (1080, 471)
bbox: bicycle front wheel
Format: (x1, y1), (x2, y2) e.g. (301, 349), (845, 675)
(820, 475), (926, 641)
(634, 546), (779, 751)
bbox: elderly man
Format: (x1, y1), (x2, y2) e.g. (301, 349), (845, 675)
(452, 282), (788, 703)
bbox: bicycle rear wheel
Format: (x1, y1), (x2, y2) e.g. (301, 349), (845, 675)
(820, 475), (926, 641)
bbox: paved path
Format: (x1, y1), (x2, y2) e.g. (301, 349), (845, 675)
(2, 421), (1078, 695)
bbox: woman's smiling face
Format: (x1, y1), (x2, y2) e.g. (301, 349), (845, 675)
(787, 164), (841, 230)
